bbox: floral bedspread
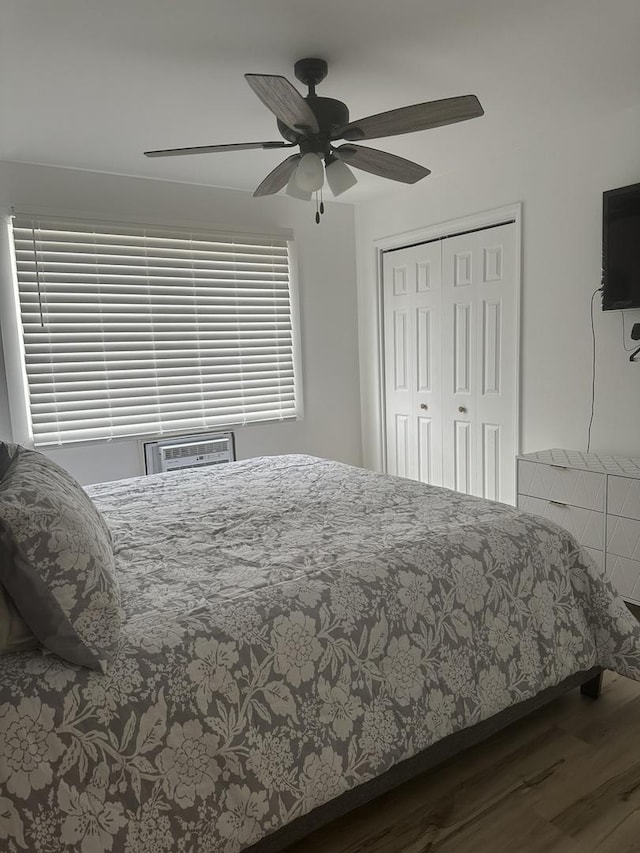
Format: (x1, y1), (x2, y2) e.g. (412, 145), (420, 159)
(2, 454), (640, 853)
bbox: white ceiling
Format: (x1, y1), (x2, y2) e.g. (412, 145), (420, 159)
(1, 0), (639, 203)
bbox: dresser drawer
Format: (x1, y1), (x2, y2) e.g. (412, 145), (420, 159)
(518, 494), (604, 551)
(607, 476), (640, 521)
(517, 460), (605, 511)
(606, 554), (640, 605)
(607, 515), (640, 560)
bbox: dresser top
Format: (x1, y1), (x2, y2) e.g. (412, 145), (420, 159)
(518, 448), (640, 477)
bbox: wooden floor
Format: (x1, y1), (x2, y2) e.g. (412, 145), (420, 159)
(284, 670), (640, 853)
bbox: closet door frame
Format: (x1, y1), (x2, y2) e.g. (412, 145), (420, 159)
(373, 203), (522, 499)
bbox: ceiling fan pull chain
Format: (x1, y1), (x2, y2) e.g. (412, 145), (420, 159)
(315, 192), (320, 224)
(319, 187), (325, 216)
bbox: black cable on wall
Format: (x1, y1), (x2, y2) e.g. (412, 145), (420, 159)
(587, 286), (603, 453)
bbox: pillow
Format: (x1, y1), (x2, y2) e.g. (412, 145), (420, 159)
(0, 443), (12, 476)
(0, 583), (39, 653)
(0, 443), (121, 671)
(0, 442), (37, 653)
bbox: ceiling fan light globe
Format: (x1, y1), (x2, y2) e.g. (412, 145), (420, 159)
(285, 171), (312, 200)
(295, 152), (324, 192)
(325, 158), (358, 197)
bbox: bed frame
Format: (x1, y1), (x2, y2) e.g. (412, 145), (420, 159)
(247, 667), (603, 853)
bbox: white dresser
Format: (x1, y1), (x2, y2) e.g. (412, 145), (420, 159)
(517, 449), (640, 605)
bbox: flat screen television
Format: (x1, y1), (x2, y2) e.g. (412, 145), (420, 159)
(602, 182), (640, 310)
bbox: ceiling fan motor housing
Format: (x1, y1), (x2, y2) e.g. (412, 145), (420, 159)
(274, 57), (349, 156)
(277, 97), (350, 154)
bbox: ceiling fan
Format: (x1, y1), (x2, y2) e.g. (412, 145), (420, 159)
(144, 58), (484, 221)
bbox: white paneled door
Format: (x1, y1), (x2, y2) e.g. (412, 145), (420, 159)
(383, 222), (518, 504)
(383, 241), (443, 486)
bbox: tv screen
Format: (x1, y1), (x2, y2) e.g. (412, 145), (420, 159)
(602, 182), (640, 310)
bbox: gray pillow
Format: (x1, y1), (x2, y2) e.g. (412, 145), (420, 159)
(0, 442), (14, 479)
(0, 444), (121, 670)
(0, 443), (39, 653)
(0, 582), (39, 653)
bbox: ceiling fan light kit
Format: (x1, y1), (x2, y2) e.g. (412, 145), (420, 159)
(285, 170), (312, 201)
(295, 152), (325, 192)
(144, 57), (484, 223)
(325, 157), (358, 197)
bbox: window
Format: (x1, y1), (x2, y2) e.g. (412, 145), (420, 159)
(9, 216), (300, 446)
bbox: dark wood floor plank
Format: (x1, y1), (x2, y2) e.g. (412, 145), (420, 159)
(557, 682), (640, 745)
(524, 700), (640, 824)
(548, 736), (640, 846)
(587, 808), (640, 853)
(429, 803), (582, 853)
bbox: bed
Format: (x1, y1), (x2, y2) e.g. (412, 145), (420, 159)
(1, 451), (640, 853)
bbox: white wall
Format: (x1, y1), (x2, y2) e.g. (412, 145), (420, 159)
(355, 105), (640, 471)
(0, 343), (11, 441)
(0, 162), (362, 483)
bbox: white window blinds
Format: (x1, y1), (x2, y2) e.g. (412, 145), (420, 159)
(11, 216), (299, 446)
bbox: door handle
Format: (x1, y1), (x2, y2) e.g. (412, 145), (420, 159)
(458, 406), (467, 414)
(420, 403), (428, 411)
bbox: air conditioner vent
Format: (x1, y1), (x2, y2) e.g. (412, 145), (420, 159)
(163, 442), (222, 461)
(142, 432), (235, 474)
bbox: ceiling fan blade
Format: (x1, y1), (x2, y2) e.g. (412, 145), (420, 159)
(144, 141), (291, 158)
(253, 154), (301, 197)
(333, 95), (484, 142)
(245, 74), (319, 134)
(336, 144), (430, 184)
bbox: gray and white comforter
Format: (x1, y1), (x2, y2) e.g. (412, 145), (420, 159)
(2, 454), (640, 853)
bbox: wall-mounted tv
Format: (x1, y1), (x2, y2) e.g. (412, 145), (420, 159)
(602, 182), (640, 311)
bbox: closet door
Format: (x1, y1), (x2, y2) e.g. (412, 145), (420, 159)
(441, 223), (517, 503)
(383, 242), (443, 484)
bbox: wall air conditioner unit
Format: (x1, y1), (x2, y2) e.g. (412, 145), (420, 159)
(142, 432), (235, 475)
